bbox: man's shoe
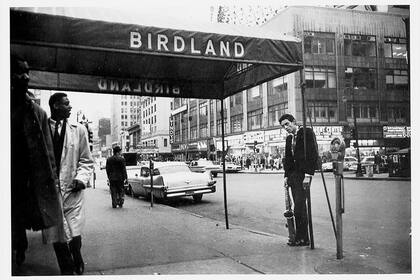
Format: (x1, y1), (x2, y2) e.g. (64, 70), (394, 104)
(287, 239), (309, 247)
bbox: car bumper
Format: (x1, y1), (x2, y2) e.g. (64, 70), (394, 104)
(142, 184), (216, 199)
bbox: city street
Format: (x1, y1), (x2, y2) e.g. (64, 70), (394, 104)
(94, 168), (411, 272)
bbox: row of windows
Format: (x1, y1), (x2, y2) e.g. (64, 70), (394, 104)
(171, 101), (408, 141)
(142, 139), (166, 147)
(143, 115), (157, 125)
(143, 104), (157, 118)
(303, 32), (407, 60)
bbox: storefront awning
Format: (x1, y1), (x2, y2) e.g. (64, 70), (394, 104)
(10, 7), (303, 100)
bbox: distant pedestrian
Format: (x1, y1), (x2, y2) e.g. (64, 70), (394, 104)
(106, 146), (128, 208)
(374, 151), (381, 174)
(270, 156), (275, 170)
(246, 157), (251, 169)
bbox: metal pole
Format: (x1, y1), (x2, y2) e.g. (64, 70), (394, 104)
(150, 159), (154, 207)
(352, 90), (363, 177)
(220, 98), (229, 229)
(335, 172), (343, 259)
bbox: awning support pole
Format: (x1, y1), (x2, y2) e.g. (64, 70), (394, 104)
(220, 98), (229, 229)
(300, 68), (314, 249)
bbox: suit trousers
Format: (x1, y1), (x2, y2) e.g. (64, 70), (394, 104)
(109, 180), (125, 207)
(288, 171), (309, 242)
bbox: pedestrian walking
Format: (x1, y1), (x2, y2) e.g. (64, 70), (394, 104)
(11, 55), (64, 270)
(374, 151), (381, 174)
(279, 113), (318, 247)
(47, 92), (94, 275)
(270, 156), (275, 170)
(106, 146), (128, 208)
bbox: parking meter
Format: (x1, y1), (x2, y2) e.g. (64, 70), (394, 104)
(330, 137), (345, 175)
(330, 136), (346, 259)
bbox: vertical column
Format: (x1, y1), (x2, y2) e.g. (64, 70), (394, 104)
(262, 82), (269, 128)
(242, 90), (248, 131)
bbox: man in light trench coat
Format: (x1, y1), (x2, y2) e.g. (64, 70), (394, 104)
(44, 92), (93, 275)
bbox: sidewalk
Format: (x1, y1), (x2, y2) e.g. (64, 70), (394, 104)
(12, 186), (407, 276)
(238, 168), (410, 181)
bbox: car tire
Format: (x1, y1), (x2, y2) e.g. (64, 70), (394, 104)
(129, 186), (135, 198)
(193, 194), (203, 203)
(212, 172), (218, 178)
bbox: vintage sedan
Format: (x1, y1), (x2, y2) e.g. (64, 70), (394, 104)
(220, 161), (242, 173)
(125, 161), (216, 202)
(189, 159), (222, 177)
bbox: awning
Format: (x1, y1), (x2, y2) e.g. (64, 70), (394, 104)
(10, 8), (303, 100)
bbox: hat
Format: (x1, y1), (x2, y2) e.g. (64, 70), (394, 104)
(113, 146), (122, 154)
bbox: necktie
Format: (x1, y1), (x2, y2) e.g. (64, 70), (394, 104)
(53, 121), (60, 147)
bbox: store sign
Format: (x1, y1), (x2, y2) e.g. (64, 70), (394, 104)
(312, 126), (343, 141)
(225, 135), (244, 148)
(197, 140), (207, 150)
(243, 131), (264, 144)
(169, 117), (174, 144)
(130, 32), (245, 59)
(383, 126), (411, 138)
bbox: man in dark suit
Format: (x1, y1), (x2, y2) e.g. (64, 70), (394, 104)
(106, 146), (128, 208)
(279, 114), (318, 246)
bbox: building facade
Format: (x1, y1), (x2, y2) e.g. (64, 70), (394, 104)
(111, 94), (141, 151)
(170, 6), (410, 162)
(140, 97), (172, 160)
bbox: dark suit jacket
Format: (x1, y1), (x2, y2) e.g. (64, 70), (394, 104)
(283, 127), (319, 177)
(106, 155), (128, 181)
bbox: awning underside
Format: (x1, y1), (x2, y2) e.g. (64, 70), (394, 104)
(11, 9), (303, 99)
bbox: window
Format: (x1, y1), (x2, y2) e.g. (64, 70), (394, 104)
(154, 104), (156, 112)
(230, 92), (243, 107)
(304, 32), (335, 54)
(154, 115), (156, 123)
(347, 103), (379, 122)
(345, 67), (376, 89)
(307, 103), (337, 123)
(182, 127), (188, 141)
(199, 102), (208, 117)
(384, 37), (407, 60)
(385, 69), (408, 89)
(344, 34), (376, 57)
(387, 105), (408, 123)
(230, 114), (243, 132)
(247, 86), (260, 102)
(271, 76), (288, 93)
(305, 66), (336, 88)
(247, 109), (263, 130)
(210, 121), (215, 136)
(190, 126), (197, 140)
(199, 123), (208, 138)
(268, 103), (287, 126)
(164, 138), (168, 147)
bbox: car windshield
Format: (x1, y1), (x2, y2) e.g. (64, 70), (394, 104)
(158, 165), (190, 174)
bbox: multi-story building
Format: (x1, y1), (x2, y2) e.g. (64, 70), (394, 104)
(140, 97), (172, 160)
(171, 6), (410, 161)
(110, 94), (141, 151)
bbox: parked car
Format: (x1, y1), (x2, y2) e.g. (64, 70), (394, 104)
(189, 159), (222, 177)
(220, 161), (242, 173)
(344, 156), (358, 171)
(321, 161), (333, 172)
(360, 156), (375, 173)
(125, 161), (216, 202)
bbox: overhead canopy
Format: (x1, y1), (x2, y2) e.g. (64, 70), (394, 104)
(10, 8), (303, 100)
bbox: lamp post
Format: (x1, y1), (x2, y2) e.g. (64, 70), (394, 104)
(350, 87), (363, 177)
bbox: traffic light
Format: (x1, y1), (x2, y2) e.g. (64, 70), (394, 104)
(350, 128), (355, 139)
(253, 140), (257, 152)
(88, 129), (93, 143)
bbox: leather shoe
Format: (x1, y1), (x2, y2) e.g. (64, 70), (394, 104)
(287, 239), (310, 247)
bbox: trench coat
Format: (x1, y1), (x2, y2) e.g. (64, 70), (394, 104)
(11, 97), (62, 231)
(44, 120), (93, 242)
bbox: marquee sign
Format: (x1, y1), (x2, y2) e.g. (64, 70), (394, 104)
(383, 126), (411, 138)
(169, 117), (174, 144)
